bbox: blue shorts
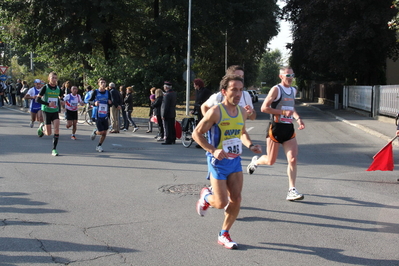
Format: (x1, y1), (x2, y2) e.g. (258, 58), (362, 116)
(207, 156), (242, 180)
(30, 107), (41, 114)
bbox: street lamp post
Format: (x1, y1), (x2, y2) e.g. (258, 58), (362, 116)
(185, 0), (192, 116)
(225, 30), (227, 70)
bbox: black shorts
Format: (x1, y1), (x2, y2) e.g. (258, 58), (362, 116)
(96, 117), (109, 132)
(267, 122), (295, 144)
(43, 111), (60, 125)
(66, 110), (78, 121)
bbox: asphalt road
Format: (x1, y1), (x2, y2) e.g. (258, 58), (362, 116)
(0, 97), (398, 266)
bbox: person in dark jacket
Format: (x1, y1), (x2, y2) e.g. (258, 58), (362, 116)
(119, 86), (127, 130)
(151, 88), (164, 141)
(15, 79), (23, 107)
(192, 78), (212, 122)
(161, 81), (177, 145)
(124, 86), (139, 132)
(109, 82), (122, 133)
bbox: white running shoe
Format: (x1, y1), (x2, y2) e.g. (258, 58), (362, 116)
(90, 129), (97, 140)
(96, 145), (103, 152)
(247, 155), (259, 175)
(132, 127), (139, 132)
(286, 188), (304, 201)
(218, 232), (238, 249)
(196, 187), (212, 216)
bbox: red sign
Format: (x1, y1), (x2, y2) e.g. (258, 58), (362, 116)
(0, 66), (8, 75)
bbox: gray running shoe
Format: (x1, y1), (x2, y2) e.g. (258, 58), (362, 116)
(286, 189), (304, 201)
(247, 155), (259, 175)
(90, 129), (97, 140)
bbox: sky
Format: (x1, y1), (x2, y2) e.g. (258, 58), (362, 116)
(267, 0), (292, 62)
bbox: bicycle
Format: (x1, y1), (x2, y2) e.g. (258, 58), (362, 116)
(181, 116), (197, 148)
(79, 103), (94, 126)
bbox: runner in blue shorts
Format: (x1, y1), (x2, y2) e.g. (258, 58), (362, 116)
(193, 74), (261, 250)
(25, 79), (44, 128)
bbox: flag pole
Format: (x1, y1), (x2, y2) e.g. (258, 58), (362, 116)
(373, 135), (398, 159)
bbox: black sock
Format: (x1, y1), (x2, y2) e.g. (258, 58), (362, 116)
(53, 134), (59, 149)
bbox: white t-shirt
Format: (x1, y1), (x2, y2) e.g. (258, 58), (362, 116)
(26, 87), (39, 97)
(205, 91), (253, 109)
(64, 94), (82, 111)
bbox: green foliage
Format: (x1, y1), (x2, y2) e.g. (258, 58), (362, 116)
(0, 0), (280, 104)
(388, 1), (399, 30)
(283, 0), (399, 85)
(257, 49), (283, 87)
(260, 86), (271, 94)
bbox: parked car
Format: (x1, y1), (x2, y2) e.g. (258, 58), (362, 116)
(247, 90), (258, 103)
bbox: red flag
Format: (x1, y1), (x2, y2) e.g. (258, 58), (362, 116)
(367, 141), (394, 171)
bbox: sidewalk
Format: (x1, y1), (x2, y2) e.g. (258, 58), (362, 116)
(300, 101), (398, 146)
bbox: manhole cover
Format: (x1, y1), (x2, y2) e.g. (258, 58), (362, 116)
(159, 184), (208, 195)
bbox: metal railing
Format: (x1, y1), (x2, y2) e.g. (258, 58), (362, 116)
(342, 85), (399, 118)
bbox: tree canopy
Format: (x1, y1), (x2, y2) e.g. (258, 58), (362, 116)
(0, 0), (279, 103)
(282, 0), (399, 85)
(257, 49), (283, 88)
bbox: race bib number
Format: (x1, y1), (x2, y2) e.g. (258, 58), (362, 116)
(48, 97), (58, 109)
(222, 138), (242, 159)
(98, 103), (108, 115)
(280, 106), (294, 124)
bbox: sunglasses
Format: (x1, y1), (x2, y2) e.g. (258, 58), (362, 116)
(282, 73), (295, 78)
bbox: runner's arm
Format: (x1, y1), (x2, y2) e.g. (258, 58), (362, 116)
(36, 87), (49, 105)
(193, 106), (227, 159)
(240, 107), (262, 153)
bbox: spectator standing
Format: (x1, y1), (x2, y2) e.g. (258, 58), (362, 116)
(0, 81), (5, 107)
(21, 80), (30, 108)
(192, 78), (212, 122)
(15, 79), (23, 107)
(147, 87), (156, 133)
(119, 86), (127, 131)
(5, 81), (12, 105)
(161, 81), (177, 145)
(83, 85), (93, 123)
(10, 80), (16, 105)
(109, 82), (122, 133)
(123, 86), (139, 132)
(151, 88), (164, 141)
(25, 79), (44, 128)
